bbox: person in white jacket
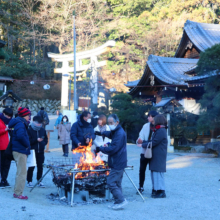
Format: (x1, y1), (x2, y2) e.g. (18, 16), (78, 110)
(93, 115), (111, 162)
(136, 110), (158, 194)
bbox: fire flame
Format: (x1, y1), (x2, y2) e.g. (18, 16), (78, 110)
(72, 139), (107, 179)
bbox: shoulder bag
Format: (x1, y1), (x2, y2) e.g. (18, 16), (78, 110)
(144, 141), (152, 159)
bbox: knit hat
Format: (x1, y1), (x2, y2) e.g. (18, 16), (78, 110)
(18, 107), (31, 117)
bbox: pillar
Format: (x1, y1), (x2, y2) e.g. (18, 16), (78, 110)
(61, 61), (69, 110)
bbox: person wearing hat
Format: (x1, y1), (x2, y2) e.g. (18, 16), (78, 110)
(136, 110), (158, 195)
(9, 107), (31, 200)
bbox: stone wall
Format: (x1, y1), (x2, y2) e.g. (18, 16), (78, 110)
(13, 99), (61, 115)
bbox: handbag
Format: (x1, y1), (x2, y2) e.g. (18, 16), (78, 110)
(144, 141), (152, 159)
(26, 149), (37, 168)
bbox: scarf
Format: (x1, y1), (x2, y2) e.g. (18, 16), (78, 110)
(0, 113), (11, 125)
(31, 121), (42, 131)
(98, 125), (106, 133)
(155, 125), (167, 131)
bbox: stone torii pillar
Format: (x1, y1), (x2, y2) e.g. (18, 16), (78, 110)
(47, 40), (116, 110)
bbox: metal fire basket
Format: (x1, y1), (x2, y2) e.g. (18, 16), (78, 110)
(46, 158), (111, 206)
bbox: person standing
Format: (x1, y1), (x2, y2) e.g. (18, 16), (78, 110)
(37, 107), (49, 129)
(27, 116), (48, 188)
(71, 111), (95, 149)
(91, 111), (99, 128)
(58, 115), (71, 157)
(54, 111), (63, 129)
(95, 114), (128, 210)
(0, 108), (13, 188)
(136, 110), (158, 194)
(138, 114), (168, 198)
(93, 115), (111, 162)
(71, 111), (95, 163)
(9, 107), (31, 200)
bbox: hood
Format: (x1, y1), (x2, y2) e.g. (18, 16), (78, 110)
(59, 113), (63, 116)
(9, 117), (27, 128)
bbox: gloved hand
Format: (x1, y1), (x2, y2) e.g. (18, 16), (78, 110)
(96, 146), (100, 153)
(95, 131), (102, 136)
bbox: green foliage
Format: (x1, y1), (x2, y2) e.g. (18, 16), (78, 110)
(196, 44), (220, 131)
(0, 54), (35, 78)
(110, 93), (151, 130)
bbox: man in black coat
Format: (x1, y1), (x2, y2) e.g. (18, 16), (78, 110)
(70, 111), (96, 149)
(27, 116), (48, 188)
(96, 114), (128, 210)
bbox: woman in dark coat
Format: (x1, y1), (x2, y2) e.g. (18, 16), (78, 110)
(138, 114), (168, 198)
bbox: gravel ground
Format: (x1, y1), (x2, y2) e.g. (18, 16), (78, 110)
(1, 123), (220, 220)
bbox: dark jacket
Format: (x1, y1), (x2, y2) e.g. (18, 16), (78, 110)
(70, 114), (96, 149)
(8, 117), (31, 155)
(28, 126), (48, 153)
(143, 127), (168, 172)
(100, 125), (127, 170)
(91, 117), (99, 128)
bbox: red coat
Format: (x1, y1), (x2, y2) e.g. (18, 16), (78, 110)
(0, 119), (9, 150)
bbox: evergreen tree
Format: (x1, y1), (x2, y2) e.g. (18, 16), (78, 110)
(197, 44), (220, 131)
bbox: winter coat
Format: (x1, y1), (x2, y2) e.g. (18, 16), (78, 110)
(8, 117), (31, 155)
(94, 125), (111, 162)
(143, 128), (168, 172)
(136, 122), (151, 154)
(70, 114), (96, 149)
(55, 113), (63, 128)
(37, 110), (50, 126)
(28, 126), (48, 153)
(58, 123), (71, 145)
(100, 125), (127, 170)
(0, 119), (9, 151)
(91, 116), (99, 128)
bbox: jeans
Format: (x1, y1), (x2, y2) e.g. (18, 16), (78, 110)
(13, 151), (27, 196)
(107, 169), (124, 204)
(0, 150), (11, 181)
(27, 152), (44, 182)
(139, 154), (150, 188)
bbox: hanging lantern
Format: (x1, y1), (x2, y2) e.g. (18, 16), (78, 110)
(43, 84), (50, 90)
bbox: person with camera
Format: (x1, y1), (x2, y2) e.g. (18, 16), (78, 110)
(27, 116), (48, 188)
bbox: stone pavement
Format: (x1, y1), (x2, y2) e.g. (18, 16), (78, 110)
(0, 119), (220, 220)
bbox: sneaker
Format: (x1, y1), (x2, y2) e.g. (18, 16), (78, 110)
(13, 194), (28, 200)
(112, 199), (128, 210)
(64, 154), (68, 157)
(38, 182), (45, 188)
(0, 181), (5, 189)
(136, 187), (144, 195)
(3, 180), (11, 188)
(27, 182), (33, 188)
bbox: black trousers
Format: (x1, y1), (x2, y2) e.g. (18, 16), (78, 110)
(27, 152), (44, 182)
(0, 150), (11, 181)
(139, 153), (150, 188)
(62, 144), (69, 154)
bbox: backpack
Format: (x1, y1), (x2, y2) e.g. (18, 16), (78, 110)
(38, 110), (49, 125)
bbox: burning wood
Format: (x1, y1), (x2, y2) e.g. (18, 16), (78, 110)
(72, 139), (109, 179)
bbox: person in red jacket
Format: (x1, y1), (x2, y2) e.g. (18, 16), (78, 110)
(0, 108), (13, 188)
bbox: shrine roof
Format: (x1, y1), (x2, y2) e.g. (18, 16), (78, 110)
(175, 20), (220, 56)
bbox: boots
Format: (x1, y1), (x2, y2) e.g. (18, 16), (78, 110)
(152, 190), (166, 198)
(151, 189), (157, 197)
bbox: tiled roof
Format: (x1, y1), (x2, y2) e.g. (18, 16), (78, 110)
(184, 20), (220, 52)
(146, 55), (198, 85)
(124, 79), (140, 87)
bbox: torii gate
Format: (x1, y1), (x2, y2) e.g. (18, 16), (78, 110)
(48, 40), (116, 110)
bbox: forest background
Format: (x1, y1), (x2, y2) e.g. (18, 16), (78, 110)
(1, 0), (220, 99)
